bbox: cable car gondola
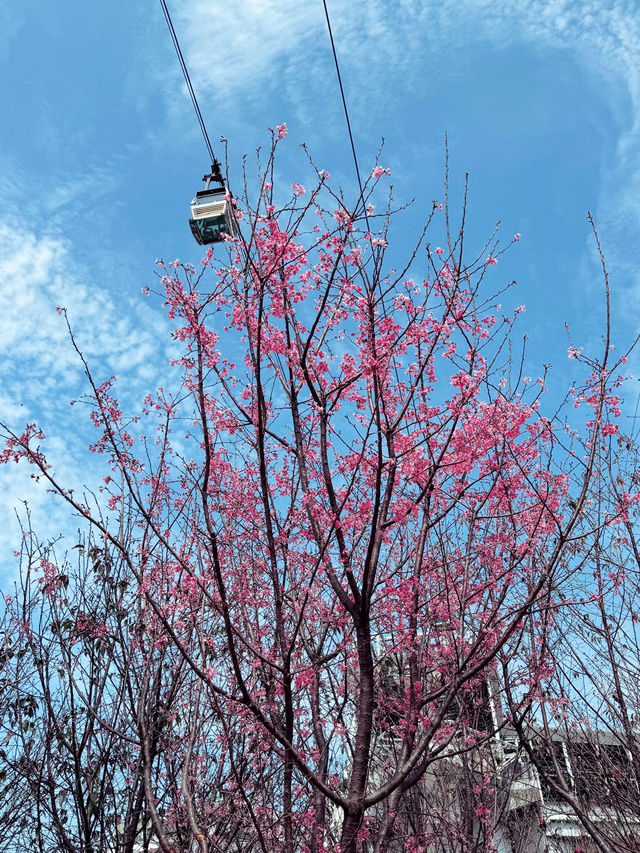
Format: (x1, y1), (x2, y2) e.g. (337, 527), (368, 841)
(189, 161), (235, 245)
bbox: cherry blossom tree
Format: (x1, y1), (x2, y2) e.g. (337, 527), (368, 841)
(0, 519), (263, 853)
(1, 129), (636, 853)
(503, 360), (640, 853)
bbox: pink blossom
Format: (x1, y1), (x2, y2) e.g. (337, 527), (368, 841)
(485, 256), (498, 266)
(371, 165), (390, 178)
(334, 207), (352, 226)
(276, 123), (287, 140)
(292, 182), (306, 196)
(567, 346), (583, 360)
(39, 558), (62, 597)
(514, 232), (521, 241)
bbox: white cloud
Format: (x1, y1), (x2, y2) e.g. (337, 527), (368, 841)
(175, 0), (323, 104)
(166, 0), (640, 212)
(165, 0), (640, 306)
(170, 0), (640, 109)
(0, 219), (172, 574)
(0, 221), (166, 399)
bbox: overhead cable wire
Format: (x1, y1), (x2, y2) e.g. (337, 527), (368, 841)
(158, 0), (217, 166)
(321, 0), (370, 228)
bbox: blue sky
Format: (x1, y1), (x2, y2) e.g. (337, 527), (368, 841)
(1, 0), (640, 573)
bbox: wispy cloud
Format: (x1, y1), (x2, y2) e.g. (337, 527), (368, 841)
(0, 217), (171, 571)
(166, 0), (640, 296)
(175, 0), (324, 104)
(165, 1), (640, 197)
(0, 220), (165, 399)
(170, 0), (640, 111)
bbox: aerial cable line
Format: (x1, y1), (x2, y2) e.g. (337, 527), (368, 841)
(158, 0), (370, 244)
(321, 0), (370, 228)
(158, 0), (218, 167)
(159, 0), (236, 245)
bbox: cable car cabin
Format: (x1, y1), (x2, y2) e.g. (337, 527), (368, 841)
(189, 186), (234, 245)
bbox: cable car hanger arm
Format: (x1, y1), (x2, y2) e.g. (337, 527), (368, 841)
(203, 160), (225, 190)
